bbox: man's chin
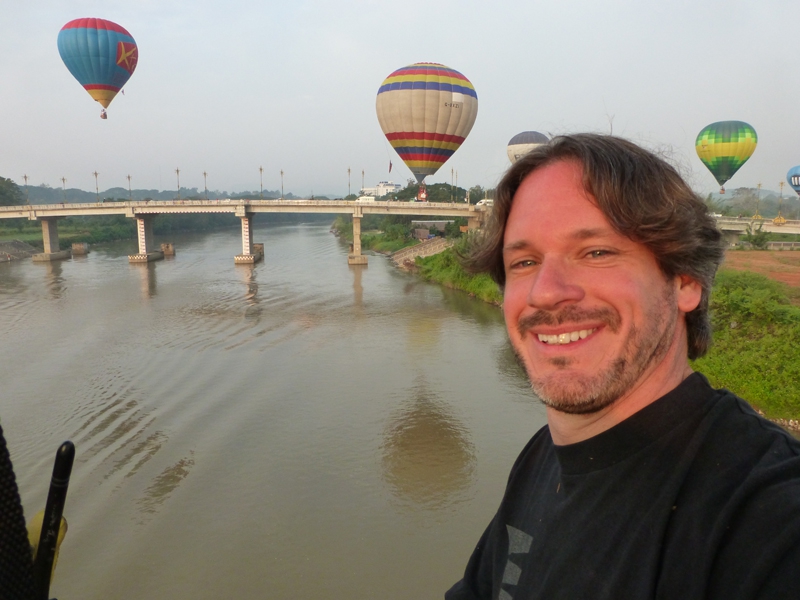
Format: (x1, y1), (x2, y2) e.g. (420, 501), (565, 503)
(530, 374), (621, 415)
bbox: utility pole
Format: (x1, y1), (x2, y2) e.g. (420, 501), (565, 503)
(175, 168), (181, 200)
(203, 171), (208, 200)
(61, 177), (67, 202)
(127, 175), (132, 201)
(93, 171), (99, 201)
(451, 168), (454, 203)
(754, 182), (762, 219)
(361, 169), (364, 193)
(348, 167), (351, 197)
(22, 174), (29, 204)
(778, 181), (785, 219)
(259, 166), (263, 199)
(280, 169), (284, 199)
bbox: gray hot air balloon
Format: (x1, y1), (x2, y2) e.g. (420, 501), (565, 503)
(507, 131), (549, 163)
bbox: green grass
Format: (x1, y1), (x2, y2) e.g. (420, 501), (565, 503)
(416, 247), (503, 305)
(692, 270), (800, 419)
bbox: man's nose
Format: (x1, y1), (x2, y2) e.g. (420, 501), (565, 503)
(526, 257), (584, 310)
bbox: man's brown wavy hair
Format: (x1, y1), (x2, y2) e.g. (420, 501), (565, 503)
(463, 134), (725, 359)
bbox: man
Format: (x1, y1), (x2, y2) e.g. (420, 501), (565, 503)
(446, 134), (800, 599)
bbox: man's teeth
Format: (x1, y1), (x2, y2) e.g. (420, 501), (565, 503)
(537, 329), (595, 345)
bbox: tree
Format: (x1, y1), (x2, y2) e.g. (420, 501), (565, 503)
(0, 177), (24, 206)
(469, 185), (485, 204)
(742, 223), (768, 250)
(729, 188), (760, 217)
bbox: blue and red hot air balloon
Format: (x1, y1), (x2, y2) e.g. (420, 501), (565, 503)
(57, 18), (138, 118)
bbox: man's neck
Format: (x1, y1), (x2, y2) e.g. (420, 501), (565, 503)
(546, 358), (694, 446)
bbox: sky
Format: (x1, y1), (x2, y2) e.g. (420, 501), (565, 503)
(2, 0), (799, 198)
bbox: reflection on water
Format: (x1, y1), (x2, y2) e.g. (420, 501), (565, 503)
(133, 262), (157, 299)
(137, 452), (195, 516)
(381, 378), (476, 510)
(38, 259), (66, 299)
(350, 263), (364, 309)
(496, 340), (536, 394)
(406, 315), (442, 356)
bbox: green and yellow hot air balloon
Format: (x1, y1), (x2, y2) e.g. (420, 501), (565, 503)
(695, 121), (757, 193)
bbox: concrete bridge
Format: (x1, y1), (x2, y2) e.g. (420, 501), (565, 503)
(713, 217), (800, 245)
(2, 200), (798, 266)
(0, 199), (487, 265)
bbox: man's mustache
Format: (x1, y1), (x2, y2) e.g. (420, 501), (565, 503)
(516, 305), (621, 337)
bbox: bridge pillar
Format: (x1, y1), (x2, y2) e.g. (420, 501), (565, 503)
(235, 213), (263, 264)
(129, 215), (164, 263)
(467, 216), (482, 230)
(32, 217), (71, 262)
(722, 230), (741, 247)
(348, 215), (367, 265)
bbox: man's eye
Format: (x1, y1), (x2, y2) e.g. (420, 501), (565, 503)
(512, 259), (537, 268)
(588, 250), (611, 258)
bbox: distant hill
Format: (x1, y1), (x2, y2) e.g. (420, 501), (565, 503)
(707, 187), (800, 219)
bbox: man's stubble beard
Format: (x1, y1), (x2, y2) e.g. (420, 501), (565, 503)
(512, 286), (678, 415)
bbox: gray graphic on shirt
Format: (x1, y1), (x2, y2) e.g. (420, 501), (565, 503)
(500, 525), (533, 599)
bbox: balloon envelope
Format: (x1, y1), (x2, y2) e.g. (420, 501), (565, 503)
(376, 63), (478, 183)
(787, 166), (800, 196)
(507, 131), (549, 163)
(695, 121), (757, 188)
(57, 17), (138, 109)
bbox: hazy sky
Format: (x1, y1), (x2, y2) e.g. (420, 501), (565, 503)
(3, 0), (798, 197)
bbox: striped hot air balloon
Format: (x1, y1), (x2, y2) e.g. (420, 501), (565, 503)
(57, 18), (138, 116)
(376, 62), (478, 183)
(695, 121), (757, 193)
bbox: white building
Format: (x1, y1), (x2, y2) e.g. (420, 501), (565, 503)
(360, 181), (403, 197)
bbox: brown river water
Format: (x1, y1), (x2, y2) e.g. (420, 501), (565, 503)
(0, 223), (546, 599)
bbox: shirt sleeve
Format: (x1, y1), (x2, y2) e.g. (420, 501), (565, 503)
(444, 520), (498, 600)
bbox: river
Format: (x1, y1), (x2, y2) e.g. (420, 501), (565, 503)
(0, 222), (546, 599)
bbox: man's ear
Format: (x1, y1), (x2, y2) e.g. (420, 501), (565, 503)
(676, 275), (702, 313)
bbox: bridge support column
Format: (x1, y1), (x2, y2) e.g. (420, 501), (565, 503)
(722, 230), (741, 247)
(348, 215), (367, 265)
(129, 215), (164, 263)
(467, 216), (482, 230)
(32, 217), (71, 262)
(235, 213), (263, 264)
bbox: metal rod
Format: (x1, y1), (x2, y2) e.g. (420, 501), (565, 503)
(32, 441), (75, 600)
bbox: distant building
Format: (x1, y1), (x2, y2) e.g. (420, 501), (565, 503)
(360, 181), (402, 197)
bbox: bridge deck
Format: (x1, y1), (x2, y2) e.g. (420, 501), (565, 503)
(0, 199), (484, 220)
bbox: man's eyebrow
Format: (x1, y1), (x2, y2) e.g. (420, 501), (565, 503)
(503, 228), (613, 253)
(571, 227), (611, 240)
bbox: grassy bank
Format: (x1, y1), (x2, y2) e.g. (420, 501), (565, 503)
(416, 246), (503, 304)
(416, 249), (800, 420)
(692, 270), (800, 420)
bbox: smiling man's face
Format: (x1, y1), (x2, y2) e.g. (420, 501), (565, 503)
(502, 160), (690, 415)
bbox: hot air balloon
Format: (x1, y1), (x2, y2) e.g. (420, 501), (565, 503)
(695, 121), (757, 193)
(507, 131), (549, 163)
(376, 62), (478, 199)
(787, 166), (800, 197)
(57, 18), (138, 118)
